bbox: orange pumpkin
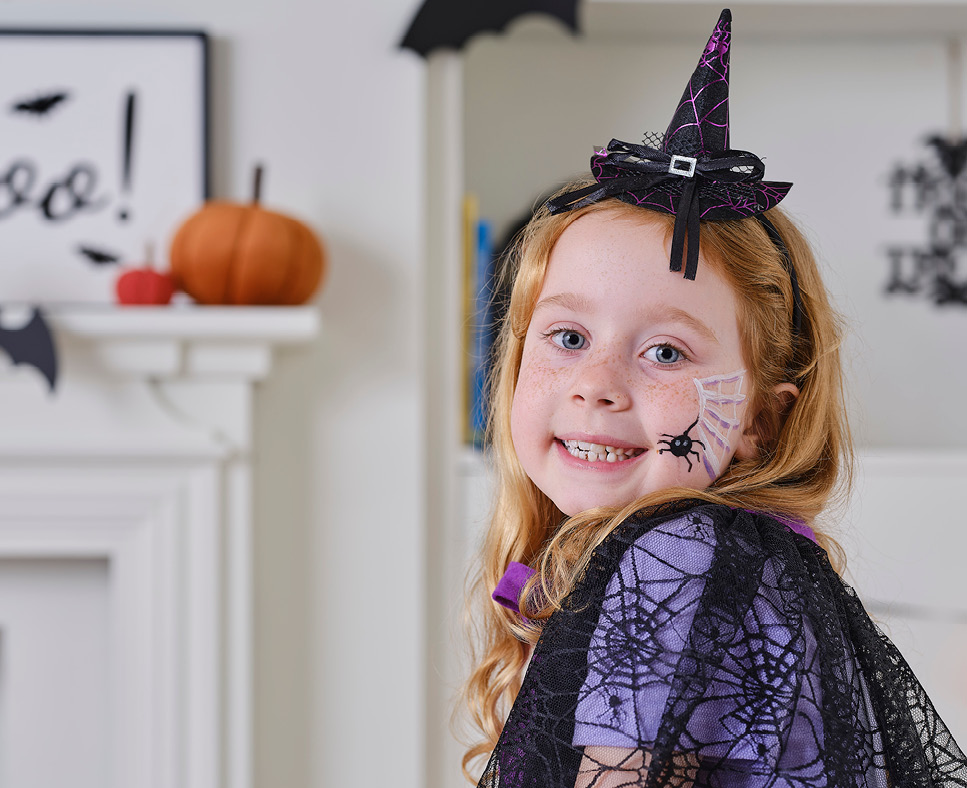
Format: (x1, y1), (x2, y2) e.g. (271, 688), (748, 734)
(169, 166), (326, 305)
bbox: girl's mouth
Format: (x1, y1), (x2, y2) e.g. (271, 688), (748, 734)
(560, 439), (645, 463)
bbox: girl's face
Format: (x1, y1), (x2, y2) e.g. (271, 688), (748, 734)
(511, 209), (756, 517)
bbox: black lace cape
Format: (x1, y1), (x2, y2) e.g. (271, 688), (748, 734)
(477, 502), (967, 788)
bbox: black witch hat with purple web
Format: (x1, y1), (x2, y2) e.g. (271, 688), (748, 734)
(547, 9), (792, 281)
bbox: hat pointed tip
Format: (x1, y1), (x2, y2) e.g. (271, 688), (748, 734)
(662, 8), (733, 156)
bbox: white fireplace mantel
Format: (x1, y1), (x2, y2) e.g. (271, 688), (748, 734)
(0, 305), (318, 458)
(53, 304), (319, 377)
(0, 304), (319, 788)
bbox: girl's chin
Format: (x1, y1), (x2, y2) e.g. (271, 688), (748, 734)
(547, 472), (716, 516)
(551, 486), (649, 518)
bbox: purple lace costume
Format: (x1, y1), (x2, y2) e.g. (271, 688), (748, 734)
(480, 502), (967, 788)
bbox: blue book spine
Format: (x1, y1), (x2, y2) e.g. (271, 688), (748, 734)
(470, 219), (494, 448)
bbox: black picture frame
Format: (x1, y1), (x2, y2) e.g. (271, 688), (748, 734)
(0, 28), (210, 303)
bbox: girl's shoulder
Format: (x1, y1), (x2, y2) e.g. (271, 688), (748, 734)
(588, 499), (824, 583)
(556, 499), (834, 645)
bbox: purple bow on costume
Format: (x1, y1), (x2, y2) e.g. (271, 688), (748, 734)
(492, 561), (537, 613)
(492, 514), (813, 616)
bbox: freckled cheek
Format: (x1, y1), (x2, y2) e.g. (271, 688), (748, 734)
(511, 353), (571, 452)
(510, 368), (545, 441)
(510, 384), (553, 470)
(515, 352), (569, 399)
(633, 377), (701, 428)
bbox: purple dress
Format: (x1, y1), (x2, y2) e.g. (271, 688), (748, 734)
(480, 502), (966, 788)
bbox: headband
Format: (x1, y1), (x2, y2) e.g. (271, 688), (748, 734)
(545, 9), (803, 338)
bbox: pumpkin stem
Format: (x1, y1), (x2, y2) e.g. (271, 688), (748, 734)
(253, 164), (264, 205)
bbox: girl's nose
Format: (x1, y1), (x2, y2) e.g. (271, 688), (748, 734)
(570, 355), (631, 410)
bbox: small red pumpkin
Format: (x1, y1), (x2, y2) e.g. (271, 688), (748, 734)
(116, 243), (176, 305)
(169, 165), (326, 305)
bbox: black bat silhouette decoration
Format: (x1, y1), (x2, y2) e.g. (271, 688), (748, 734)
(77, 245), (122, 265)
(400, 0), (579, 57)
(11, 91), (70, 117)
(0, 308), (58, 392)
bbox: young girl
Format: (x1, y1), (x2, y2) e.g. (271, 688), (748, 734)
(463, 10), (967, 788)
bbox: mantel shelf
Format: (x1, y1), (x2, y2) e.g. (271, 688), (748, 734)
(11, 304), (323, 381)
(46, 304), (320, 343)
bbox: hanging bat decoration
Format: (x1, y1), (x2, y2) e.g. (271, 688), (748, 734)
(886, 134), (967, 307)
(400, 0), (579, 58)
(10, 91), (70, 117)
(0, 308), (58, 392)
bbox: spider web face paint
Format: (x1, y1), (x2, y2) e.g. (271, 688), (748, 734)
(693, 369), (747, 478)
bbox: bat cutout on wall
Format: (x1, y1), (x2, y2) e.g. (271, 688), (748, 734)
(77, 244), (122, 265)
(10, 91), (70, 117)
(400, 0), (579, 57)
(0, 308), (58, 391)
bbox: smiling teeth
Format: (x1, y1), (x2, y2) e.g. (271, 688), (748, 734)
(562, 439), (645, 463)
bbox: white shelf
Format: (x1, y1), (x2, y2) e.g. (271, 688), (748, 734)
(46, 304), (320, 342)
(27, 305), (321, 380)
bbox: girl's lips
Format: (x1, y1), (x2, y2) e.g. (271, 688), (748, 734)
(555, 438), (647, 469)
(555, 433), (645, 451)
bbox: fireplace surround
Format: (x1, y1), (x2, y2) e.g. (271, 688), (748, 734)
(0, 305), (317, 788)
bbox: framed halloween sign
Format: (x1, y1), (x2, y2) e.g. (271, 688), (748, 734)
(0, 29), (209, 303)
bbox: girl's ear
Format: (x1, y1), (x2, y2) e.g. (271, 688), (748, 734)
(734, 382), (800, 460)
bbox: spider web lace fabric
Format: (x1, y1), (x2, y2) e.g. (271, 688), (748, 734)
(477, 502), (967, 788)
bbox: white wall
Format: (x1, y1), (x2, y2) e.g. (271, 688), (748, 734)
(1, 2), (427, 788)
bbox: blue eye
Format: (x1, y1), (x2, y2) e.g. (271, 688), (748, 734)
(550, 329), (587, 350)
(644, 344), (684, 364)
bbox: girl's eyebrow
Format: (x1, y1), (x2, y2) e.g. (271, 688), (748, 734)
(533, 292), (593, 314)
(663, 307), (720, 344)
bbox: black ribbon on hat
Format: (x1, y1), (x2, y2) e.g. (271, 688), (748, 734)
(546, 140), (770, 280)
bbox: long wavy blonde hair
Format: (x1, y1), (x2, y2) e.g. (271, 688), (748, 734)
(460, 185), (852, 780)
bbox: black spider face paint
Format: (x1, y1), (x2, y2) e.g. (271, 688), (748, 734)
(657, 416), (706, 472)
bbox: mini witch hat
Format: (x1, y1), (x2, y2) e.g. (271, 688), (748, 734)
(547, 9), (792, 281)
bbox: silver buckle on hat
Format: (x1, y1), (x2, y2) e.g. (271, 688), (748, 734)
(669, 155), (698, 177)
